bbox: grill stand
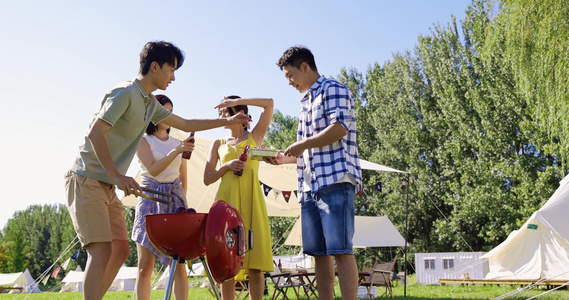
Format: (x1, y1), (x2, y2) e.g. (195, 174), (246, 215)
(162, 255), (221, 300)
(201, 256), (222, 300)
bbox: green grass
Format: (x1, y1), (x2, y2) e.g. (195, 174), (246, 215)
(1, 278), (568, 299)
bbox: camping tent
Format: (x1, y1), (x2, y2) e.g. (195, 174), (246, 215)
(482, 174), (569, 280)
(0, 269), (41, 293)
(153, 263), (197, 290)
(107, 266), (137, 291)
(61, 266), (136, 292)
(284, 215), (406, 247)
(123, 130), (406, 217)
(60, 270), (84, 293)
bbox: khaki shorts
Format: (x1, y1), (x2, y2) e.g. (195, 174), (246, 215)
(65, 171), (128, 247)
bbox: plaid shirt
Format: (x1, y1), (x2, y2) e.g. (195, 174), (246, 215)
(297, 76), (362, 201)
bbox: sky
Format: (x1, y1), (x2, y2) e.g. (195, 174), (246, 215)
(0, 0), (472, 229)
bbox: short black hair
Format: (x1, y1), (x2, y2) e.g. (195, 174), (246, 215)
(276, 45), (317, 71)
(146, 95), (173, 135)
(139, 41), (185, 75)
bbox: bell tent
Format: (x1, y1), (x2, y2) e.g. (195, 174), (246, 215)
(483, 174), (569, 281)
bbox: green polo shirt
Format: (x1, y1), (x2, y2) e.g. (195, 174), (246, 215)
(71, 79), (172, 184)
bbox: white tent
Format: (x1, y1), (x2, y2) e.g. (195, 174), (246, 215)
(284, 215), (406, 248)
(0, 269), (41, 293)
(153, 263), (197, 290)
(60, 270), (84, 293)
(61, 266), (136, 292)
(483, 174), (569, 280)
(107, 266), (137, 291)
(123, 131), (406, 217)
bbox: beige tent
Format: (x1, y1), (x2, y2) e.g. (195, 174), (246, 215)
(123, 130), (301, 217)
(284, 216), (406, 248)
(0, 269), (41, 293)
(123, 130), (407, 217)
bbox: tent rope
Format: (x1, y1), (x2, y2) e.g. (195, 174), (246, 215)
(424, 193), (474, 252)
(271, 216), (300, 254)
(18, 236), (80, 299)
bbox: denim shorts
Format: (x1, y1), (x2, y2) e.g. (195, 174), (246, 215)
(301, 183), (355, 256)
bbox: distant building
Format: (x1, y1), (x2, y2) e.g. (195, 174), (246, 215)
(415, 252), (489, 284)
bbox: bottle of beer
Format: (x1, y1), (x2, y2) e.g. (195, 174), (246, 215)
(182, 132), (195, 159)
(234, 145), (250, 176)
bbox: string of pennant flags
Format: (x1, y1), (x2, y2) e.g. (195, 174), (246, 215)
(42, 248), (81, 285)
(259, 179), (406, 202)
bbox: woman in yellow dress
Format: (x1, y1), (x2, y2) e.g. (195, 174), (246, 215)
(204, 96), (274, 300)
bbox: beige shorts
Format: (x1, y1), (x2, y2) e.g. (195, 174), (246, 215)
(65, 171), (128, 247)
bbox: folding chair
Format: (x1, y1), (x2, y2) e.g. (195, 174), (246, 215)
(268, 260), (301, 299)
(358, 255), (397, 299)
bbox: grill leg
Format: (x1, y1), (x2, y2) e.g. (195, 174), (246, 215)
(164, 255), (181, 300)
(201, 256), (221, 300)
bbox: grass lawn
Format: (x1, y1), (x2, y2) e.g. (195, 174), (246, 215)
(1, 277), (568, 299)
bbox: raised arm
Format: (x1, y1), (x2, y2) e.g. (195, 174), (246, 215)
(162, 112), (250, 132)
(214, 97), (274, 146)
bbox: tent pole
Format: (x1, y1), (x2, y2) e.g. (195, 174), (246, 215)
(404, 173), (409, 297)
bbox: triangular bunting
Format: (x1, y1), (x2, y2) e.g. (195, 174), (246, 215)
(52, 266), (62, 278)
(61, 258), (71, 270)
(262, 183), (272, 197)
(375, 182), (382, 192)
(282, 191), (292, 203)
(71, 249), (80, 260)
(273, 189), (281, 200)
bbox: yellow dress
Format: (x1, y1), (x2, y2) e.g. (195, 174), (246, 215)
(215, 133), (274, 275)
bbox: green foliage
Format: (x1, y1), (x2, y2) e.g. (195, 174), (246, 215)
(0, 204), (79, 280)
(335, 0), (565, 257)
(484, 0), (569, 167)
(269, 216), (298, 256)
(123, 207), (139, 268)
(264, 110), (298, 150)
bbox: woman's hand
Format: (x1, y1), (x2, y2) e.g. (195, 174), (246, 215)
(226, 158), (246, 172)
(214, 97), (237, 109)
(175, 138), (195, 154)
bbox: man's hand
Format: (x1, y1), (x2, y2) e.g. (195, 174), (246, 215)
(263, 153), (296, 165)
(283, 141), (306, 158)
(228, 112), (251, 125)
(110, 174), (142, 196)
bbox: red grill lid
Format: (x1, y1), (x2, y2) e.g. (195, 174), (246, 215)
(205, 200), (247, 283)
(145, 213), (208, 260)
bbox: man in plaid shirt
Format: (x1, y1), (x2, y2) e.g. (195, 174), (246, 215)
(270, 45), (362, 300)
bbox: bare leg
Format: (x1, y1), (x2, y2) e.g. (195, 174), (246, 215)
(248, 269), (264, 300)
(335, 254), (358, 300)
(221, 278), (236, 300)
(101, 240), (130, 292)
(83, 242), (112, 300)
(173, 261), (188, 300)
(314, 255), (335, 300)
(83, 240), (129, 300)
(134, 244), (155, 300)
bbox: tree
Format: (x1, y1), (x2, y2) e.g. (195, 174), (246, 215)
(1, 204), (79, 279)
(484, 0), (569, 167)
(264, 110), (297, 151)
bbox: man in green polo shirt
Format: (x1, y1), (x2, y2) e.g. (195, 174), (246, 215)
(65, 41), (249, 300)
